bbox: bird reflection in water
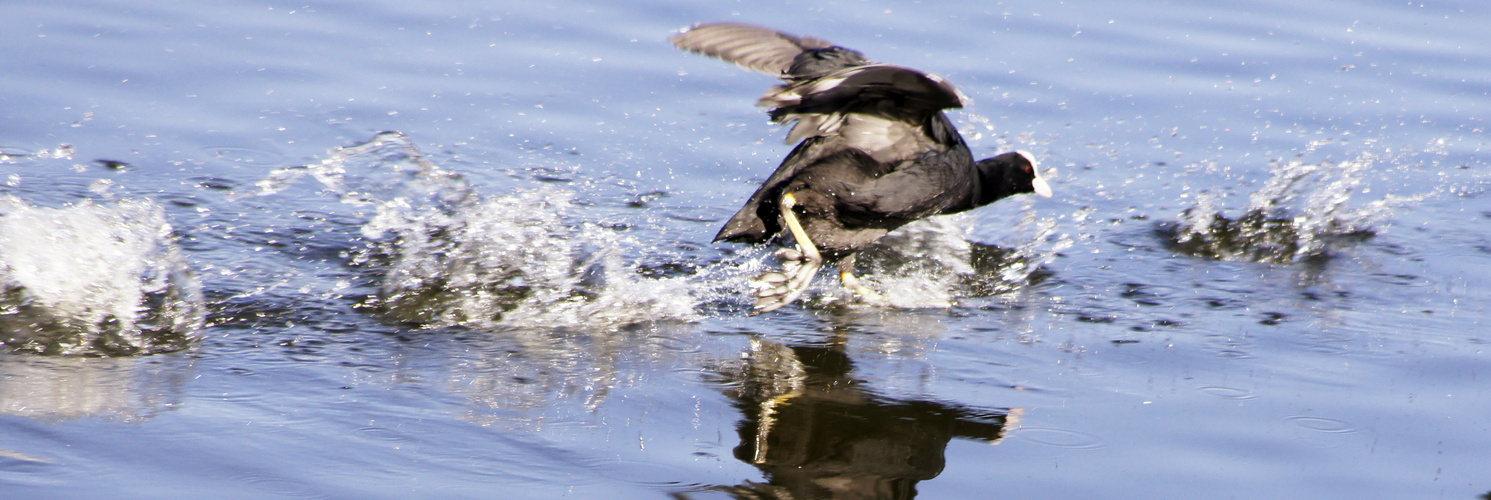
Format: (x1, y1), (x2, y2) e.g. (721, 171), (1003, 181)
(700, 336), (1019, 500)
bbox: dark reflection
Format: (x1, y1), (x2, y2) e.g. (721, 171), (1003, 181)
(703, 336), (1017, 500)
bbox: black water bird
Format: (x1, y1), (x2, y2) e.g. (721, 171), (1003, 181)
(672, 22), (1052, 313)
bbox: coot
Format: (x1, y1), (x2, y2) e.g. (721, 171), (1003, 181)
(672, 22), (1052, 313)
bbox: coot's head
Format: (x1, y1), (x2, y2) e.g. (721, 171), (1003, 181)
(974, 151), (1052, 204)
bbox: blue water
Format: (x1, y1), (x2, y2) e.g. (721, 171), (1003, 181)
(2, 0), (1489, 498)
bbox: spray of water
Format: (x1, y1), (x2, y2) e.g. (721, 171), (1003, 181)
(246, 132), (697, 330)
(0, 196), (204, 355)
(244, 132), (1057, 322)
(1165, 145), (1424, 263)
(356, 187), (697, 329)
(833, 200), (1065, 309)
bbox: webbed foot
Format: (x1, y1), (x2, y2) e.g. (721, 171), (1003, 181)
(748, 193), (822, 314)
(750, 246), (821, 314)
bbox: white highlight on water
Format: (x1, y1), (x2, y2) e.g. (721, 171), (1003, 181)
(0, 196), (204, 355)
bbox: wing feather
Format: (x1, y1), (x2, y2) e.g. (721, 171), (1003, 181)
(670, 23), (834, 77)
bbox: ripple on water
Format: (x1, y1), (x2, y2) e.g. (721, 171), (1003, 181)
(221, 367), (258, 377)
(0, 448), (63, 487)
(1107, 229), (1165, 252)
(590, 458), (692, 487)
(202, 146), (290, 167)
(1215, 349), (1255, 360)
(230, 471), (326, 499)
(203, 391), (263, 405)
(1103, 346), (1154, 366)
(1117, 282), (1180, 307)
(1285, 415), (1357, 434)
(647, 333), (704, 354)
(1367, 273), (1434, 287)
(1014, 427), (1106, 450)
(1198, 386), (1258, 400)
(353, 426), (409, 443)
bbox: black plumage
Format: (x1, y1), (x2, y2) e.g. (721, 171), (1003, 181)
(672, 22), (1052, 313)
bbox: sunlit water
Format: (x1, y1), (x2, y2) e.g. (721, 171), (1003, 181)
(2, 0), (1489, 498)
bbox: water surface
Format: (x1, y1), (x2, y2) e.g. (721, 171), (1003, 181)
(2, 0), (1489, 498)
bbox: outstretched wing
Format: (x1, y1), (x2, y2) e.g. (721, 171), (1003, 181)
(678, 23), (980, 242)
(670, 23), (836, 77)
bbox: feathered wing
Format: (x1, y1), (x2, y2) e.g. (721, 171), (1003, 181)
(763, 64), (967, 148)
(669, 23), (835, 77)
(761, 64), (966, 112)
(677, 23), (978, 242)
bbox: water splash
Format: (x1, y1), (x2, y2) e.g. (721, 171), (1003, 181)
(356, 187), (697, 329)
(249, 132), (697, 330)
(840, 204), (1063, 308)
(992, 207), (1070, 289)
(0, 196), (204, 356)
(1163, 147), (1423, 263)
(247, 132), (1055, 319)
(853, 216), (974, 309)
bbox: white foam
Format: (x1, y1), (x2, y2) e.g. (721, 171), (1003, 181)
(0, 196), (204, 355)
(248, 132), (699, 329)
(839, 208), (1063, 308)
(362, 187), (698, 329)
